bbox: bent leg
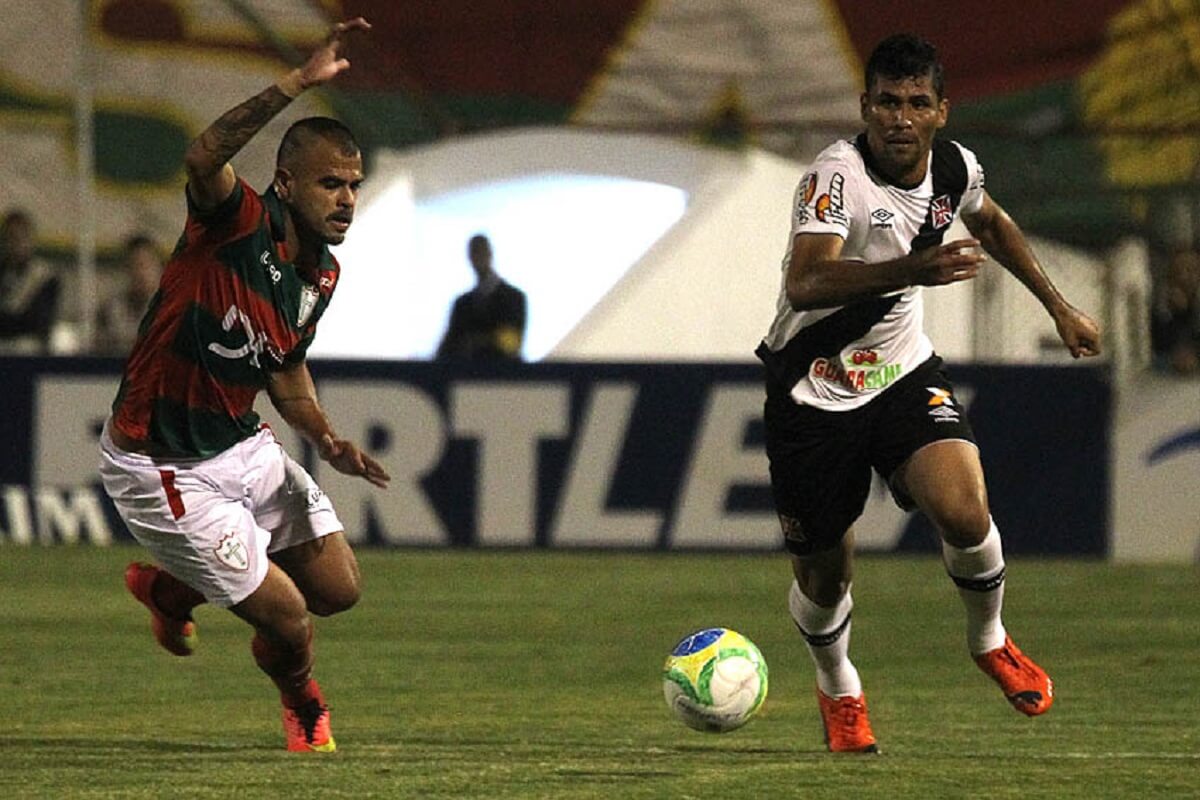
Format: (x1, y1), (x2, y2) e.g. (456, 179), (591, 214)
(895, 440), (1006, 654)
(232, 562), (316, 705)
(270, 532), (361, 617)
(893, 439), (990, 547)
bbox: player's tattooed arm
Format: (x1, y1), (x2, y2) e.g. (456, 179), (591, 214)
(183, 87), (294, 210)
(182, 16), (371, 211)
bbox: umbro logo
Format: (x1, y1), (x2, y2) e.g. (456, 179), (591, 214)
(929, 405), (960, 422)
(926, 387), (960, 422)
(870, 208), (894, 229)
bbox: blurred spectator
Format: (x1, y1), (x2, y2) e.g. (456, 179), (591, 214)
(95, 233), (164, 356)
(1150, 249), (1200, 375)
(0, 208), (60, 354)
(436, 233), (527, 361)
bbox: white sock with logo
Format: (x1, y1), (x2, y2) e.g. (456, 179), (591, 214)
(788, 580), (862, 698)
(942, 519), (1008, 655)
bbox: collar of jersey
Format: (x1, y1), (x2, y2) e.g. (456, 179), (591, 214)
(262, 185), (336, 276)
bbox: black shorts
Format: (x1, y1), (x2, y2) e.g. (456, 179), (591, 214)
(764, 355), (976, 556)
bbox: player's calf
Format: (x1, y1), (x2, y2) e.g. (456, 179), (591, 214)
(124, 562), (199, 657)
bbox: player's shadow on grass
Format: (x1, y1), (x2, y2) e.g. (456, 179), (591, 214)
(1, 735), (258, 755)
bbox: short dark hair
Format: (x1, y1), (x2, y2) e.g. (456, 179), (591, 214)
(276, 117), (359, 168)
(865, 34), (944, 99)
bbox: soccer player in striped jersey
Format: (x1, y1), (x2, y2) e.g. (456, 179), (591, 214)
(98, 17), (387, 753)
(757, 33), (1101, 752)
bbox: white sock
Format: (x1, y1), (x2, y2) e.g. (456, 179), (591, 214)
(942, 518), (1007, 655)
(788, 580), (862, 698)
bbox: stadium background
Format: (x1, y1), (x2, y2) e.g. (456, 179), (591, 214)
(0, 0), (1196, 562)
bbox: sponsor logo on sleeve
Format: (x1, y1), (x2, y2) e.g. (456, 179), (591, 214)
(814, 173), (848, 226)
(796, 172), (818, 224)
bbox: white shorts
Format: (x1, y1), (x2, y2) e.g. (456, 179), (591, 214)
(98, 422), (343, 608)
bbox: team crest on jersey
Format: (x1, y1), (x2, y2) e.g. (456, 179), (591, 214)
(931, 194), (954, 229)
(297, 285), (320, 327)
(214, 530), (250, 571)
(778, 513), (809, 548)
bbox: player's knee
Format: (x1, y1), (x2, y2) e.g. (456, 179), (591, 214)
(795, 566), (850, 607)
(805, 580), (850, 608)
(308, 580), (360, 617)
(934, 497), (990, 548)
(256, 612), (312, 653)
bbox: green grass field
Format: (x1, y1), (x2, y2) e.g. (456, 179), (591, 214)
(2, 546), (1197, 799)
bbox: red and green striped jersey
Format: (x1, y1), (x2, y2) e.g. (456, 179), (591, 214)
(111, 178), (340, 457)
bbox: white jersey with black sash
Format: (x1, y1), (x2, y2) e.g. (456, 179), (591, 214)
(757, 134), (986, 411)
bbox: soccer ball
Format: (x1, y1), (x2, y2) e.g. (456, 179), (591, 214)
(661, 627), (768, 733)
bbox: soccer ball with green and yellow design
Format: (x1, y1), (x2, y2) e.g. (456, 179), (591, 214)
(662, 627), (768, 733)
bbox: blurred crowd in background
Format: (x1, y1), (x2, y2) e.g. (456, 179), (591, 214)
(3, 200), (1197, 375)
(0, 208), (164, 357)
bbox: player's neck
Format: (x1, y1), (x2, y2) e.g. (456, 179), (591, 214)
(872, 151), (928, 189)
(859, 133), (931, 189)
(280, 213), (321, 271)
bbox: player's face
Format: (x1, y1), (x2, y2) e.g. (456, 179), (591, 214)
(278, 139), (364, 246)
(860, 72), (947, 186)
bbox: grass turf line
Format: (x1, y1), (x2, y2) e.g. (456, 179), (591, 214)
(1, 546), (1196, 799)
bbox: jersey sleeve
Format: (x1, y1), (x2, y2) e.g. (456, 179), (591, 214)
(282, 332), (314, 366)
(790, 148), (857, 241)
(956, 142), (986, 217)
(183, 178), (262, 244)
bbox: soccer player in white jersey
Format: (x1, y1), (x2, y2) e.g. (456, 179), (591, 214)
(756, 33), (1101, 753)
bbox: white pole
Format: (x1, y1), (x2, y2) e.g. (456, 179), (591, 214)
(74, 0), (96, 352)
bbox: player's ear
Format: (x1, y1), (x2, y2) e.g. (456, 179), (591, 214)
(273, 167), (292, 200)
(860, 92), (870, 123)
(937, 96), (949, 129)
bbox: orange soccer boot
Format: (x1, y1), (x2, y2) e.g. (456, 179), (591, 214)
(817, 689), (879, 753)
(974, 635), (1054, 716)
(124, 562), (197, 657)
(282, 680), (337, 753)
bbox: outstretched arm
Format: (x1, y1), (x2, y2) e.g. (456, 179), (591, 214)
(963, 191), (1102, 358)
(267, 361), (391, 489)
(183, 17), (371, 211)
